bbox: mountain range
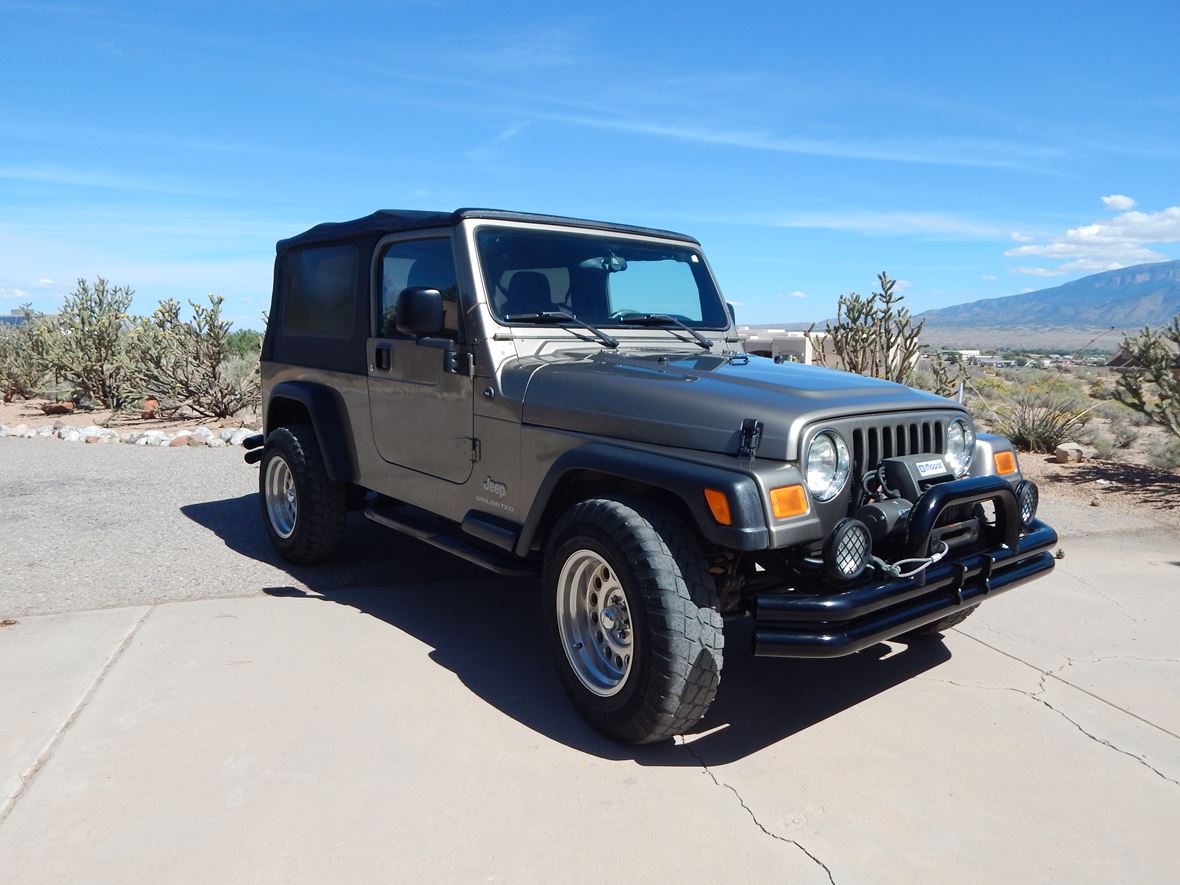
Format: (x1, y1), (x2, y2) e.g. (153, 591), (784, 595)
(918, 260), (1180, 329)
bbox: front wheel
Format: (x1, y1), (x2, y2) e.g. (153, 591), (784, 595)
(544, 497), (724, 744)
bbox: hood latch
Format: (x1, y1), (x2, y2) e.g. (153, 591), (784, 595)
(738, 418), (764, 459)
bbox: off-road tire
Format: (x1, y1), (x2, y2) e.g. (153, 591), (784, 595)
(903, 606), (976, 637)
(259, 424), (347, 564)
(544, 497), (724, 744)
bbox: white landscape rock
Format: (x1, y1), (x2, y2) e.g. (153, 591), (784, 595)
(60, 428), (82, 442)
(0, 425), (9, 438)
(191, 426), (214, 442)
(219, 428), (236, 442)
(229, 429), (252, 447)
(1055, 442), (1085, 464)
(36, 426), (53, 437)
(207, 437), (226, 448)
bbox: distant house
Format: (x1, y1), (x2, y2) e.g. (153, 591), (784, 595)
(738, 327), (835, 365)
(0, 311), (29, 327)
(1107, 342), (1180, 371)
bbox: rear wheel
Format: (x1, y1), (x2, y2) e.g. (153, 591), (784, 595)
(259, 424), (347, 564)
(544, 497), (724, 744)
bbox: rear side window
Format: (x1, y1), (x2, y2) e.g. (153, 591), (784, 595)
(282, 244), (358, 338)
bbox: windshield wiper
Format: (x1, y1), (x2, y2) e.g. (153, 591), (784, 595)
(504, 309), (619, 349)
(614, 313), (714, 350)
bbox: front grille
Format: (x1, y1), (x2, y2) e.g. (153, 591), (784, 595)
(850, 418), (945, 478)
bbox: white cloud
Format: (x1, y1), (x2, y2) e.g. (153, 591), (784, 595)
(778, 290), (808, 299)
(1009, 231), (1034, 242)
(893, 279), (912, 291)
(35, 278), (54, 286)
(1004, 201), (1180, 276)
(1101, 194), (1136, 211)
(1011, 266), (1068, 277)
(775, 211), (1006, 239)
(1020, 288), (1035, 293)
(980, 274), (997, 280)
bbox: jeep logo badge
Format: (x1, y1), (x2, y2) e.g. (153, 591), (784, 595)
(482, 476), (508, 499)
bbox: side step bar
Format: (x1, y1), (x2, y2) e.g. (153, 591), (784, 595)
(364, 502), (538, 578)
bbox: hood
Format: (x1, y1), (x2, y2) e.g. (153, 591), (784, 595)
(519, 350), (963, 460)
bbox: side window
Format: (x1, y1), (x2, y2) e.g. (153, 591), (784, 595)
(282, 244), (358, 338)
(379, 238), (461, 338)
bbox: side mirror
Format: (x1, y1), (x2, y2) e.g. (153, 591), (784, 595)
(395, 287), (444, 336)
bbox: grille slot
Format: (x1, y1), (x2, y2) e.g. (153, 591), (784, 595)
(849, 418), (945, 481)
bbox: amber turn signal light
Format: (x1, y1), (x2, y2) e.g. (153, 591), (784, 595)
(770, 484), (808, 519)
(703, 489), (732, 525)
(993, 451), (1017, 475)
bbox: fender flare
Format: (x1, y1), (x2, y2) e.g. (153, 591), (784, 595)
(515, 443), (769, 556)
(266, 380), (357, 483)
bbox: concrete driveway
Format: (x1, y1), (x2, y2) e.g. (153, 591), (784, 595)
(1, 440), (1178, 883)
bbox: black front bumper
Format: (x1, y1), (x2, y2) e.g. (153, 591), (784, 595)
(752, 476), (1058, 658)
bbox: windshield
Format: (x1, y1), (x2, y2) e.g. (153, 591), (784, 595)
(475, 226), (730, 329)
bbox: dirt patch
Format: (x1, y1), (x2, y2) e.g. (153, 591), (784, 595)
(1020, 453), (1180, 529)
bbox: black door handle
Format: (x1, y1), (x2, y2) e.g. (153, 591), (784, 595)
(374, 344), (392, 371)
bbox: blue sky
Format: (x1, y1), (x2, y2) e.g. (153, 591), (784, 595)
(2, 0), (1178, 330)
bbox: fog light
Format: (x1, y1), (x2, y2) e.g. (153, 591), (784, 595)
(1016, 479), (1039, 526)
(824, 518), (872, 582)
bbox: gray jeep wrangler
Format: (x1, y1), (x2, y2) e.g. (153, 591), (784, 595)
(250, 208), (1057, 744)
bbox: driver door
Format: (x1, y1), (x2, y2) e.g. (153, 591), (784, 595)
(366, 234), (474, 483)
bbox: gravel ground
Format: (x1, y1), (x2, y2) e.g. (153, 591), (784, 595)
(0, 437), (487, 618)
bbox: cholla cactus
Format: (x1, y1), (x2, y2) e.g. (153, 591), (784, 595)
(806, 272), (923, 384)
(41, 278), (137, 409)
(0, 305), (49, 401)
(128, 294), (260, 418)
(1114, 315), (1180, 439)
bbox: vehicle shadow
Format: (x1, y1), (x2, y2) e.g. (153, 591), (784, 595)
(182, 494), (953, 765)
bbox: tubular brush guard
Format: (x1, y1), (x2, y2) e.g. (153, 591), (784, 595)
(752, 476), (1058, 658)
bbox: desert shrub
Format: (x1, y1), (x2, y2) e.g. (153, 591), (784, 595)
(39, 278), (138, 409)
(128, 295), (261, 418)
(1147, 438), (1180, 471)
(990, 389), (1094, 453)
(1114, 316), (1180, 439)
(0, 306), (50, 401)
(226, 328), (263, 361)
(1094, 401), (1133, 422)
(1091, 434), (1116, 460)
(1112, 424), (1140, 449)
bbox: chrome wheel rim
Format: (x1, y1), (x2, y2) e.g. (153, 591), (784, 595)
(556, 549), (633, 697)
(264, 455), (297, 539)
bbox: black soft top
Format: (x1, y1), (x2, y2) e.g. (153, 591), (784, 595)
(276, 208), (699, 252)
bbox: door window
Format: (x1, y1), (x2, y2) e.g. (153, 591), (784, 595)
(378, 238), (461, 338)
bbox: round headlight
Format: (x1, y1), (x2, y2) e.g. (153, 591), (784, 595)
(805, 431), (851, 502)
(945, 418), (976, 476)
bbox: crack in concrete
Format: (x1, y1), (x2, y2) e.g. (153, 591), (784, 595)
(0, 606), (154, 826)
(682, 742), (836, 884)
(956, 630), (1180, 742)
(1025, 672), (1180, 788)
(926, 644), (1180, 788)
(1062, 569), (1142, 629)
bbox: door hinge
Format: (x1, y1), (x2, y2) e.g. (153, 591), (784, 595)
(446, 351), (475, 377)
(465, 438), (481, 463)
